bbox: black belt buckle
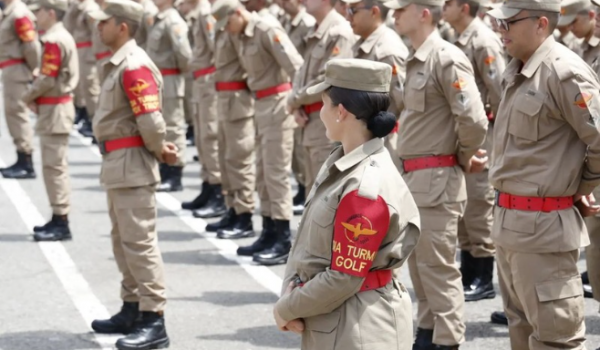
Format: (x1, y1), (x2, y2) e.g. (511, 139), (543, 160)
(494, 189), (500, 207)
(98, 141), (107, 155)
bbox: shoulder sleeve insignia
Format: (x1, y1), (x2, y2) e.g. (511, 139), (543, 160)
(331, 45), (340, 56)
(392, 64), (399, 76)
(484, 55), (496, 66)
(41, 43), (61, 77)
(331, 190), (390, 277)
(122, 66), (160, 117)
(574, 92), (592, 109)
(452, 77), (467, 90)
(15, 17), (35, 42)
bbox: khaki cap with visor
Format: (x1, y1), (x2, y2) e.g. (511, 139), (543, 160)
(212, 0), (242, 31)
(307, 58), (392, 95)
(28, 0), (68, 12)
(487, 0), (561, 19)
(382, 0), (444, 10)
(558, 0), (592, 26)
(88, 0), (144, 23)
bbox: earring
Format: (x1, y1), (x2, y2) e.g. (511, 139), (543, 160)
(336, 119), (340, 123)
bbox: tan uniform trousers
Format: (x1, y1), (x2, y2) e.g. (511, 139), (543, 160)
(457, 126), (495, 257)
(40, 134), (70, 215)
(408, 201), (466, 346)
(108, 185), (167, 312)
(255, 94), (294, 221)
(193, 77), (220, 184)
(2, 68), (33, 153)
(291, 128), (306, 187)
(184, 75), (194, 125)
(163, 97), (186, 167)
(217, 91), (256, 214)
(78, 57), (100, 117)
(585, 215), (600, 308)
(497, 245), (585, 350)
(302, 111), (334, 194)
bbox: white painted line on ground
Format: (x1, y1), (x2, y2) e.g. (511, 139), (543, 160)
(0, 157), (121, 350)
(72, 131), (284, 296)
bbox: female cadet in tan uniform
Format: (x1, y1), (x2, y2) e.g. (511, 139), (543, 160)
(273, 58), (421, 350)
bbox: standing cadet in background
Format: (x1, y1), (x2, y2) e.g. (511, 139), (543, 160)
(178, 0), (197, 147)
(385, 0), (488, 348)
(487, 0), (600, 348)
(286, 0), (355, 195)
(88, 0), (112, 81)
(0, 0), (40, 179)
(280, 0), (314, 215)
(443, 0), (505, 302)
(24, 0), (78, 241)
(240, 0), (274, 18)
(88, 0), (178, 348)
(133, 0), (158, 48)
(199, 27), (256, 238)
(334, 0), (348, 17)
(181, 0), (226, 216)
(344, 0), (408, 170)
(146, 0), (192, 192)
(213, 0), (304, 265)
(561, 0), (599, 64)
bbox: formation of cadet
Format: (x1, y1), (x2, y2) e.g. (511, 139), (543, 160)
(8, 0), (600, 347)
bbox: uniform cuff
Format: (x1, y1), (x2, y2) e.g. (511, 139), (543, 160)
(577, 180), (599, 196)
(274, 295), (296, 323)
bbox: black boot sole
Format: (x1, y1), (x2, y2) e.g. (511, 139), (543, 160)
(156, 185), (183, 193)
(2, 172), (36, 179)
(193, 208), (227, 219)
(116, 336), (170, 350)
(490, 313), (508, 326)
(217, 231), (256, 240)
(91, 324), (134, 335)
(465, 289), (496, 302)
(253, 254), (289, 266)
(33, 234), (72, 242)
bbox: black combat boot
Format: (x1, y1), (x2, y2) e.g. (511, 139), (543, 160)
(159, 163), (167, 182)
(74, 106), (85, 126)
(33, 214), (71, 241)
(433, 345), (459, 350)
(490, 311), (508, 325)
(157, 166), (183, 192)
(412, 328), (434, 350)
(92, 302), (140, 334)
(460, 250), (475, 288)
(465, 256), (496, 301)
(181, 182), (211, 210)
(292, 184), (305, 216)
(205, 207), (235, 232)
(252, 219), (291, 265)
(583, 271), (594, 298)
(79, 110), (94, 138)
(192, 185), (226, 218)
(217, 212), (254, 239)
(115, 311), (169, 350)
(237, 216), (276, 256)
(186, 125), (194, 146)
(2, 152), (36, 179)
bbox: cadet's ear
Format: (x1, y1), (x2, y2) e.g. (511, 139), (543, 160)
(337, 103), (350, 122)
(589, 10), (596, 20)
(537, 15), (549, 33)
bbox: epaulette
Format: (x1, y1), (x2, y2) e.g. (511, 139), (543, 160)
(357, 160), (381, 200)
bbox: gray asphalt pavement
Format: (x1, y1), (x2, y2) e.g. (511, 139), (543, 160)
(1, 83), (600, 350)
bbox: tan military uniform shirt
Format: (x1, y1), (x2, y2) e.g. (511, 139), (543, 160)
(94, 39), (167, 189)
(0, 0), (40, 80)
(438, 20), (456, 43)
(237, 13), (303, 91)
(22, 22), (79, 135)
(135, 0), (159, 49)
(90, 17), (111, 64)
(490, 36), (600, 253)
(189, 0), (215, 74)
(353, 24), (407, 116)
(146, 7), (192, 99)
(454, 17), (505, 116)
(283, 9), (315, 57)
(554, 29), (583, 56)
(398, 30), (488, 207)
(581, 35), (600, 66)
(67, 0), (97, 63)
(275, 138), (420, 350)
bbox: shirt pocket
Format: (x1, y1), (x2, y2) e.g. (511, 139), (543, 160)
(303, 310), (341, 350)
(308, 43), (327, 77)
(148, 29), (163, 52)
(244, 44), (266, 72)
(508, 93), (545, 142)
(100, 76), (117, 110)
(403, 73), (427, 112)
(307, 202), (336, 259)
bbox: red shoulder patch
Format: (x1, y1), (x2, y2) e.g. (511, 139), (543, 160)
(15, 17), (35, 42)
(41, 43), (61, 77)
(331, 190), (390, 278)
(123, 67), (160, 116)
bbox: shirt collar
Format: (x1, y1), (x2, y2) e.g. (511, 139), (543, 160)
(457, 17), (480, 46)
(333, 138), (385, 172)
(243, 11), (260, 37)
(520, 35), (555, 78)
(586, 35), (600, 49)
(109, 39), (137, 65)
(413, 30), (441, 62)
(157, 6), (175, 20)
(358, 24), (386, 55)
(291, 8), (306, 27)
(45, 21), (64, 35)
(310, 9), (341, 39)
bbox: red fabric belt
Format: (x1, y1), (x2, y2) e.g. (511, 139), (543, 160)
(302, 102), (323, 115)
(76, 41), (92, 49)
(0, 58), (25, 69)
(99, 135), (145, 155)
(403, 155), (458, 172)
(193, 66), (216, 79)
(215, 81), (248, 91)
(160, 68), (181, 76)
(255, 82), (292, 99)
(35, 95), (72, 105)
(391, 121), (399, 134)
(298, 270), (392, 292)
(487, 111), (494, 121)
(95, 51), (111, 60)
(496, 191), (574, 212)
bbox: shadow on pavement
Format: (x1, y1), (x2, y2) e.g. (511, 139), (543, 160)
(197, 325), (299, 349)
(0, 233), (30, 242)
(190, 291), (278, 307)
(161, 249), (237, 266)
(0, 330), (100, 350)
(157, 230), (199, 242)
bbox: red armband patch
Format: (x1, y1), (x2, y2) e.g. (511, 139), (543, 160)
(41, 43), (61, 77)
(15, 17), (35, 42)
(331, 190), (390, 278)
(123, 66), (160, 116)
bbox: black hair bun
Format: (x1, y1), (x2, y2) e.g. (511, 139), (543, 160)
(367, 111), (397, 138)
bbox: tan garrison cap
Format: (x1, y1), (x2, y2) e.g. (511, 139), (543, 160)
(558, 0), (592, 26)
(488, 0), (561, 19)
(307, 59), (392, 95)
(88, 0), (144, 23)
(212, 0), (242, 31)
(382, 0), (444, 10)
(28, 0), (68, 12)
